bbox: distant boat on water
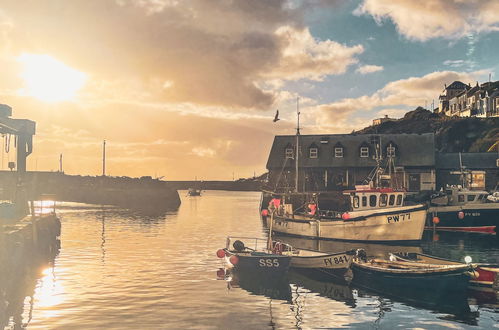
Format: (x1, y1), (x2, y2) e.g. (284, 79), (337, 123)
(187, 188), (202, 196)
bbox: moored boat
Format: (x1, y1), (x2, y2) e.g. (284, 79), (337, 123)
(266, 187), (427, 242)
(350, 254), (476, 297)
(216, 237), (291, 274)
(427, 186), (499, 234)
(390, 252), (499, 291)
(187, 188), (202, 196)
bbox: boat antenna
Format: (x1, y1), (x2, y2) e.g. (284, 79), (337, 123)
(458, 152), (466, 188)
(295, 97), (300, 193)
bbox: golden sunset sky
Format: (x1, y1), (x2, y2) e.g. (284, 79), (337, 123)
(1, 1), (498, 179)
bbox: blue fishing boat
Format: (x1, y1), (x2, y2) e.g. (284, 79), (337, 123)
(216, 237), (291, 274)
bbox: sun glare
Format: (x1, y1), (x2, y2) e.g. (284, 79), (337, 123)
(18, 53), (87, 102)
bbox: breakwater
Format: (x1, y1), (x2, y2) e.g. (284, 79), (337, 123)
(0, 171), (182, 212)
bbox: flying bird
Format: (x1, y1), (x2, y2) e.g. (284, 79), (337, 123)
(273, 109), (280, 122)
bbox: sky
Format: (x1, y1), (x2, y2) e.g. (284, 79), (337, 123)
(0, 0), (498, 180)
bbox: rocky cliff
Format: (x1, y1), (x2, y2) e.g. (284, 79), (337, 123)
(357, 107), (499, 153)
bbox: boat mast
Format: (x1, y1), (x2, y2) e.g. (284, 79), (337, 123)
(295, 97), (300, 193)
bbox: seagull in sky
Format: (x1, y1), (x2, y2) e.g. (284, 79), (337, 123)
(273, 109), (280, 122)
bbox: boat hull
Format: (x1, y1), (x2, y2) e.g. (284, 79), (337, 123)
(351, 261), (471, 297)
(427, 204), (499, 234)
(269, 205), (427, 242)
(290, 250), (353, 277)
(392, 252), (499, 291)
(224, 250), (291, 274)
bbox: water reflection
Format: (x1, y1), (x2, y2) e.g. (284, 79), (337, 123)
(288, 269), (355, 307)
(0, 238), (60, 328)
(220, 268), (292, 302)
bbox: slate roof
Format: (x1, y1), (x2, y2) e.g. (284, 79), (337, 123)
(436, 153), (499, 169)
(446, 81), (468, 90)
(266, 133), (435, 169)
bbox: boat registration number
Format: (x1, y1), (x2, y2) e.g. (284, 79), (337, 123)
(259, 259), (280, 267)
(387, 213), (411, 223)
(323, 255), (349, 266)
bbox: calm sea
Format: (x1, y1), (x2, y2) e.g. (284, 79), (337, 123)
(2, 190), (498, 329)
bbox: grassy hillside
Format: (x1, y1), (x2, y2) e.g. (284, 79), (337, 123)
(357, 107), (499, 153)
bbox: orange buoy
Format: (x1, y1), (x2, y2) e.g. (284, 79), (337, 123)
(229, 255), (239, 265)
(341, 212), (350, 220)
(458, 211), (465, 219)
(216, 249), (226, 258)
(432, 216), (440, 224)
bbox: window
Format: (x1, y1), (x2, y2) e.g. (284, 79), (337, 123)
(353, 196), (359, 208)
(380, 194), (388, 207)
(387, 145), (396, 157)
(396, 194), (402, 205)
(389, 194), (395, 206)
(309, 148), (318, 158)
(360, 147), (369, 158)
(285, 148), (294, 159)
(369, 195), (377, 207)
(467, 194), (475, 202)
(458, 195), (465, 203)
(334, 147), (343, 158)
(362, 196), (367, 207)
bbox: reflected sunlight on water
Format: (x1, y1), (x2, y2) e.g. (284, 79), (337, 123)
(3, 191), (499, 329)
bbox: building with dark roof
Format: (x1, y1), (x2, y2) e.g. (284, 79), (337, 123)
(265, 133), (436, 193)
(265, 133), (499, 193)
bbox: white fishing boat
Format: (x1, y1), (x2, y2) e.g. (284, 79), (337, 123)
(267, 187), (427, 242)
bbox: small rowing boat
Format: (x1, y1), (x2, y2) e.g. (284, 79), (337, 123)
(389, 252), (499, 291)
(351, 253), (476, 297)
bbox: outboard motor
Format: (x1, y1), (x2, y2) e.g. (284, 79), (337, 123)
(233, 240), (245, 252)
(356, 249), (367, 262)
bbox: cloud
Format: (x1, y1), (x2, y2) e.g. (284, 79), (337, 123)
(267, 26), (364, 81)
(355, 0), (499, 41)
(0, 0), (360, 111)
(313, 70), (485, 127)
(356, 64), (383, 74)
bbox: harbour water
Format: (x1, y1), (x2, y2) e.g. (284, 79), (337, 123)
(2, 191), (498, 329)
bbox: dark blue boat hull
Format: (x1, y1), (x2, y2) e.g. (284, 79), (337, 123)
(426, 207), (499, 234)
(226, 251), (291, 274)
(351, 262), (471, 297)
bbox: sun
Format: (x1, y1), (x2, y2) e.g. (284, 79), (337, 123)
(18, 53), (87, 102)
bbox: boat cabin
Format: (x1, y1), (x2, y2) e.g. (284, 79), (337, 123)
(344, 186), (405, 211)
(445, 186), (490, 205)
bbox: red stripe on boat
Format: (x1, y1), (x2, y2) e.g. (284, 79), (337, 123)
(425, 226), (497, 234)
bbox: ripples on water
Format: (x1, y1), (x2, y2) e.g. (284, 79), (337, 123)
(2, 191), (498, 329)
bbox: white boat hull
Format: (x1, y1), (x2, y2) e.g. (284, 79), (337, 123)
(289, 250), (352, 270)
(268, 205), (427, 242)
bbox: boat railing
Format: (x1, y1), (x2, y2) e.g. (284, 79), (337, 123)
(226, 236), (269, 251)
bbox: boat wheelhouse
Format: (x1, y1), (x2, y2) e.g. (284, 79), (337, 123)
(428, 185), (499, 234)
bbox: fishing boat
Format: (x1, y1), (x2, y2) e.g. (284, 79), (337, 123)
(389, 252), (499, 291)
(350, 253), (476, 296)
(428, 185), (499, 234)
(266, 186), (427, 242)
(216, 237), (291, 274)
(187, 188), (201, 196)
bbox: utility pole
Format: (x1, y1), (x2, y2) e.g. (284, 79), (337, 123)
(295, 97), (300, 193)
(59, 153), (63, 172)
(102, 140), (106, 177)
